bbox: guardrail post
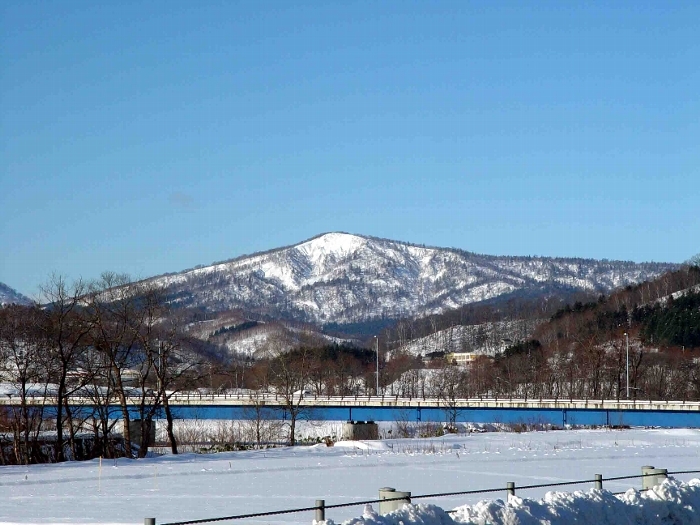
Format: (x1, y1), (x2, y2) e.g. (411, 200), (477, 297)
(594, 474), (602, 490)
(315, 499), (325, 522)
(641, 465), (655, 490)
(506, 482), (515, 499)
(642, 466), (667, 489)
(145, 518), (155, 525)
(379, 487), (411, 514)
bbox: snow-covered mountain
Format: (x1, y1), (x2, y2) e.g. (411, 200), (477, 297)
(150, 232), (677, 326)
(0, 282), (31, 306)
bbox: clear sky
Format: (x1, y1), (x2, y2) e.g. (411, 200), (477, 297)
(1, 1), (699, 298)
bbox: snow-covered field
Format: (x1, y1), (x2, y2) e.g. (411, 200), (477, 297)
(2, 426), (700, 525)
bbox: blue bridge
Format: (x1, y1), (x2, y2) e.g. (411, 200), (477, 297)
(4, 394), (700, 428)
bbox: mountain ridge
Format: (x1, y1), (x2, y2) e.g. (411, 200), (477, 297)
(147, 232), (678, 326)
(0, 282), (32, 306)
(155, 231), (662, 279)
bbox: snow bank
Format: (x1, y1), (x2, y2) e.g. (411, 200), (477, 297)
(323, 478), (700, 525)
(330, 440), (391, 451)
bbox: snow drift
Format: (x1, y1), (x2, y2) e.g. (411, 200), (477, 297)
(327, 478), (700, 525)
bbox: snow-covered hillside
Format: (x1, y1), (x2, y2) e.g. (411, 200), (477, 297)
(148, 233), (676, 325)
(394, 319), (543, 358)
(206, 322), (352, 359)
(183, 310), (357, 359)
(0, 282), (31, 306)
(655, 283), (700, 306)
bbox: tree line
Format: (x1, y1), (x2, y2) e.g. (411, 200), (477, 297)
(0, 274), (207, 465)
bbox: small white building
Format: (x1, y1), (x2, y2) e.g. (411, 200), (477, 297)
(445, 352), (478, 367)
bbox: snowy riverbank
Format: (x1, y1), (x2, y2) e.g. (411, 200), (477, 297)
(2, 427), (700, 525)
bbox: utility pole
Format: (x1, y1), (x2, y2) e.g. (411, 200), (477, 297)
(624, 332), (630, 399)
(157, 341), (164, 393)
(375, 335), (379, 396)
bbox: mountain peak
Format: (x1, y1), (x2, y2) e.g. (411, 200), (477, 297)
(295, 232), (367, 266)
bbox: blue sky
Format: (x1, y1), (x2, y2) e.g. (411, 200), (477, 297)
(1, 1), (699, 297)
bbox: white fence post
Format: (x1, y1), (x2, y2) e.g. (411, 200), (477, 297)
(315, 499), (325, 522)
(379, 487), (411, 514)
(594, 474), (602, 490)
(642, 466), (667, 490)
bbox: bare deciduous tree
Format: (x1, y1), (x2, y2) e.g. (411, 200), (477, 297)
(0, 305), (50, 464)
(40, 275), (94, 462)
(267, 349), (312, 446)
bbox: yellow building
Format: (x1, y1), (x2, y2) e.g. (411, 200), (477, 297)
(445, 352), (478, 367)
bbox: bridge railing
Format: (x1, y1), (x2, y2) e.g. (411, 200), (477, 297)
(3, 391), (700, 410)
(160, 392), (700, 409)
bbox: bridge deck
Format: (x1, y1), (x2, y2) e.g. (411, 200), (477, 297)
(2, 393), (700, 412)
